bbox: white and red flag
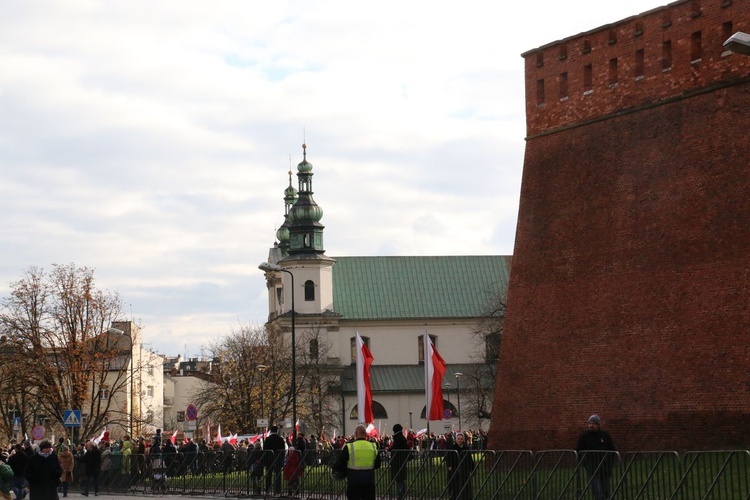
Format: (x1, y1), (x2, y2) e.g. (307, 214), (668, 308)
(229, 433), (238, 445)
(170, 429), (178, 445)
(355, 332), (374, 424)
(424, 334), (446, 421)
(216, 424), (223, 445)
(365, 423), (379, 438)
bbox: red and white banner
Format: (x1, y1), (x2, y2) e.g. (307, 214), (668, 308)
(424, 334), (446, 421)
(170, 429), (178, 445)
(216, 424), (223, 445)
(356, 332), (375, 424)
(365, 423), (379, 438)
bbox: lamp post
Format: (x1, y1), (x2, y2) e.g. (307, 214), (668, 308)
(454, 372), (462, 431)
(257, 364), (268, 430)
(259, 262), (297, 442)
(724, 31), (750, 55)
(445, 382), (451, 418)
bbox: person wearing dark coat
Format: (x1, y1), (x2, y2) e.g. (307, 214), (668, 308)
(445, 432), (474, 500)
(8, 444), (29, 500)
(263, 426), (286, 494)
(24, 440), (62, 500)
(77, 442), (101, 496)
(576, 414), (617, 500)
(390, 424), (409, 500)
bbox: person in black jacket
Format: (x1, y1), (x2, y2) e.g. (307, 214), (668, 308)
(262, 426), (286, 494)
(576, 414), (617, 500)
(445, 432), (474, 500)
(8, 444), (29, 500)
(24, 440), (62, 500)
(389, 424), (409, 500)
(77, 442), (101, 497)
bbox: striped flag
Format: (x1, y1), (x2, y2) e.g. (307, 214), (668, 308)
(424, 334), (446, 421)
(356, 332), (375, 424)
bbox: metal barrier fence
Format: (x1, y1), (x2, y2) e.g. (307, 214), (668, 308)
(67, 448), (750, 499)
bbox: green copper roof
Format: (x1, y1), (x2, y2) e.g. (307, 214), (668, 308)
(331, 256), (511, 320)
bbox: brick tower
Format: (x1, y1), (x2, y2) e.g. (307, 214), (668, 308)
(491, 0), (750, 452)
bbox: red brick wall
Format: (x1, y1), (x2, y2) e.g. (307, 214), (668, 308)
(490, 0), (750, 452)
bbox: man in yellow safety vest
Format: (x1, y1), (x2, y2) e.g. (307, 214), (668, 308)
(333, 424), (382, 500)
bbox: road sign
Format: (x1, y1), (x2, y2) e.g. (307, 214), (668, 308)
(186, 403), (198, 421)
(63, 410), (82, 427)
(257, 418), (269, 427)
(31, 425), (45, 440)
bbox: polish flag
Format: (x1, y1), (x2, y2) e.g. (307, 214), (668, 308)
(93, 428), (107, 445)
(229, 433), (238, 445)
(216, 424), (223, 445)
(424, 334), (446, 421)
(366, 423), (379, 438)
(355, 332), (374, 424)
(170, 429), (178, 445)
(206, 421), (211, 441)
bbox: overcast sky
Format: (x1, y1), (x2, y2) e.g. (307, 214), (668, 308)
(0, 0), (662, 356)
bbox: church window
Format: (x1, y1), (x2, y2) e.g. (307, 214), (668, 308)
(350, 401), (388, 420)
(310, 338), (319, 361)
(418, 334), (438, 365)
(350, 336), (370, 365)
(304, 280), (315, 301)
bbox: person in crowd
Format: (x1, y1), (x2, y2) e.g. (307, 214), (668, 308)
(8, 444), (29, 500)
(220, 437), (235, 474)
(576, 414), (617, 500)
(282, 444), (303, 496)
(0, 454), (14, 500)
(333, 424), (381, 500)
(249, 440), (265, 496)
(77, 441), (101, 497)
(57, 445), (74, 498)
(263, 426), (286, 495)
(99, 442), (112, 490)
(24, 440), (62, 500)
(446, 432), (474, 500)
(390, 424), (409, 500)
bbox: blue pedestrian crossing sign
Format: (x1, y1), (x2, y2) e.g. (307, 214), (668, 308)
(63, 410), (82, 427)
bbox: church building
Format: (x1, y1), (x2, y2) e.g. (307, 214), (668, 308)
(260, 144), (510, 437)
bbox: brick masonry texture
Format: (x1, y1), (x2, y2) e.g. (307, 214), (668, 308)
(490, 0), (750, 452)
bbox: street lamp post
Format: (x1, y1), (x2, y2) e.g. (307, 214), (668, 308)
(445, 382), (451, 418)
(259, 262), (297, 442)
(454, 372), (463, 431)
(258, 364), (268, 430)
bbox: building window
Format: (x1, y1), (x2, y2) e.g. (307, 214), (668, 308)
(634, 20), (644, 37)
(304, 280), (315, 301)
(722, 22), (733, 55)
(100, 387), (110, 400)
(691, 31), (702, 63)
(146, 385), (154, 397)
(608, 29), (617, 45)
(418, 334), (438, 364)
(583, 64), (593, 94)
(148, 365), (154, 376)
(661, 11), (672, 28)
(690, 0), (701, 17)
(536, 79), (545, 106)
(177, 411), (185, 422)
(535, 51), (543, 67)
(582, 39), (591, 54)
(309, 338), (319, 361)
(559, 44), (567, 61)
(351, 336), (370, 365)
(559, 72), (568, 100)
(662, 41), (672, 71)
(349, 401), (388, 420)
(635, 49), (645, 79)
(608, 58), (618, 85)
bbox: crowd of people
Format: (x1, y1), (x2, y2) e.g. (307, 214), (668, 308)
(0, 425), (489, 499)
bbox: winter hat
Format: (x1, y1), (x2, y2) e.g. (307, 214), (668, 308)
(588, 414), (601, 424)
(393, 424), (403, 433)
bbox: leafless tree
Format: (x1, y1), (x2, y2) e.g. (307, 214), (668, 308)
(465, 281), (507, 426)
(0, 264), (131, 440)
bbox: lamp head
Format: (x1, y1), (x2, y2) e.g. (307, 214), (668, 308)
(724, 32), (750, 56)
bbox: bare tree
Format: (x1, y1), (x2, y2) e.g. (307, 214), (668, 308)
(0, 264), (130, 440)
(466, 281), (507, 426)
(295, 323), (341, 438)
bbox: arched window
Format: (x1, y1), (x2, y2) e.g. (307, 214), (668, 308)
(309, 338), (319, 361)
(304, 280), (315, 301)
(420, 401), (457, 420)
(350, 401), (388, 420)
(418, 334), (438, 364)
(350, 336), (370, 365)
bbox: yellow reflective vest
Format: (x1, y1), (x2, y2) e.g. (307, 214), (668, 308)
(346, 439), (378, 470)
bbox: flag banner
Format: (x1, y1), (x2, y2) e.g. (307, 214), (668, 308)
(356, 332), (375, 424)
(366, 423), (379, 438)
(170, 429), (178, 445)
(424, 334), (447, 421)
(216, 424), (223, 445)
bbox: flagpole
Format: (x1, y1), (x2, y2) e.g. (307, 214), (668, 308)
(424, 330), (430, 436)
